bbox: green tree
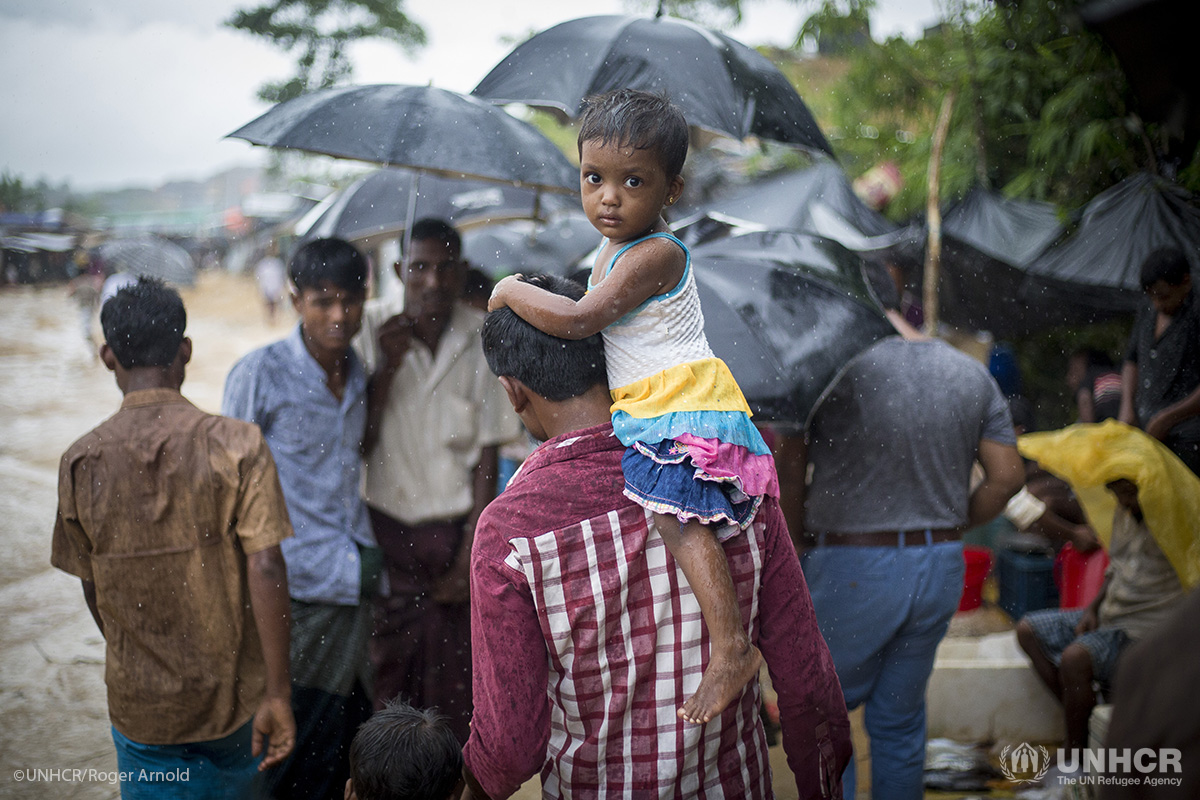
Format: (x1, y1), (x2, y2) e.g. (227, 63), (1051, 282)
(803, 0), (1174, 219)
(226, 0), (426, 103)
(0, 171), (45, 213)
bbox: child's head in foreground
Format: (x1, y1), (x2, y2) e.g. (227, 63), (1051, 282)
(346, 700), (462, 800)
(100, 277), (187, 369)
(577, 89), (689, 183)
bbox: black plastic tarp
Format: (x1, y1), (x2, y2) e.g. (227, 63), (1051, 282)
(944, 186), (1065, 268)
(1027, 172), (1200, 307)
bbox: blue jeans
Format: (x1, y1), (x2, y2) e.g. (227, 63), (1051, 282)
(802, 536), (964, 800)
(111, 720), (261, 799)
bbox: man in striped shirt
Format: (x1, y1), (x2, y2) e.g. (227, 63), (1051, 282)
(462, 275), (850, 799)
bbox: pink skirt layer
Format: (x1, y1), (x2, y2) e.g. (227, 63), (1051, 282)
(674, 433), (780, 500)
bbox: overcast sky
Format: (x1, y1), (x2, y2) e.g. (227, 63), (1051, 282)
(0, 0), (942, 192)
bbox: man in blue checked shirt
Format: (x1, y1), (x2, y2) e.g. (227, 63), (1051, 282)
(223, 238), (381, 800)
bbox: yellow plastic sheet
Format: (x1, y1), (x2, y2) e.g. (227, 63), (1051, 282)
(1018, 420), (1200, 589)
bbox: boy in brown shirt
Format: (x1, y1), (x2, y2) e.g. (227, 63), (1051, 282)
(51, 278), (296, 798)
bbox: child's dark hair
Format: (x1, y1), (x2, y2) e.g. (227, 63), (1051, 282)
(348, 700), (462, 800)
(577, 89), (689, 180)
(289, 237), (368, 292)
(409, 218), (462, 256)
(100, 277), (186, 369)
(1139, 247), (1190, 289)
(482, 274), (607, 402)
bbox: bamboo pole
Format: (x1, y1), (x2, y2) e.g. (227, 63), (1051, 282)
(924, 89), (956, 336)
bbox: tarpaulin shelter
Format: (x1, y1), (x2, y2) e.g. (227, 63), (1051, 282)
(930, 187), (1074, 337)
(1027, 172), (1200, 311)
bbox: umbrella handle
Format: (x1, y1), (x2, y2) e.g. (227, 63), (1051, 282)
(400, 172), (422, 315)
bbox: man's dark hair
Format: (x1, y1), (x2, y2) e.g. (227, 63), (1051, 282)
(348, 700), (462, 800)
(482, 274), (607, 402)
(100, 277), (186, 369)
(289, 238), (368, 292)
(1139, 247), (1191, 289)
(577, 89), (689, 180)
(409, 218), (462, 257)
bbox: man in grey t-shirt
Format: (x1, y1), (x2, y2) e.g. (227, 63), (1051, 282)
(782, 309), (1023, 800)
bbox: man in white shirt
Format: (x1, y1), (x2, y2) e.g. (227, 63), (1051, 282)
(356, 218), (522, 743)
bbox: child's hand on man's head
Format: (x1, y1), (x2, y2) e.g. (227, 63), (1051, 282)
(487, 274), (523, 312)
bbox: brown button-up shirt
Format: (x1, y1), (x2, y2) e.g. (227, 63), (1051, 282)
(51, 388), (292, 745)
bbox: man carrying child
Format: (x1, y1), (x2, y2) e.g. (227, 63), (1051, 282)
(463, 275), (850, 799)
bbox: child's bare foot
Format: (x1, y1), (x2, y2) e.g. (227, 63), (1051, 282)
(678, 642), (763, 724)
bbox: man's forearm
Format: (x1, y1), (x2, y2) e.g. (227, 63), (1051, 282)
(1154, 383), (1200, 430)
(248, 546), (292, 699)
(968, 441), (1025, 528)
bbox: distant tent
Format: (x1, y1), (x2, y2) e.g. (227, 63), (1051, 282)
(944, 187), (1065, 268)
(930, 187), (1074, 336)
(1027, 172), (1200, 310)
(674, 161), (898, 249)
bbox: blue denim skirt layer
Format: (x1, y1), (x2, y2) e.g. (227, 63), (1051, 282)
(621, 440), (760, 531)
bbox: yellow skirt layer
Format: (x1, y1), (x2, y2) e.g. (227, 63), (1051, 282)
(610, 358), (752, 419)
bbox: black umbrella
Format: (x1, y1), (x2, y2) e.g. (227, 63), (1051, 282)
(228, 84), (579, 253)
(297, 168), (578, 244)
(689, 230), (893, 425)
(228, 84), (577, 192)
(1026, 172), (1200, 309)
(462, 213), (598, 278)
(674, 162), (897, 248)
(98, 236), (196, 287)
(472, 14), (834, 155)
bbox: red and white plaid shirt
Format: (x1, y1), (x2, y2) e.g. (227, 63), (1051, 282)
(464, 423), (849, 799)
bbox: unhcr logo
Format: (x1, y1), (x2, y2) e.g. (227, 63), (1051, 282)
(999, 744), (1185, 788)
(999, 743), (1051, 783)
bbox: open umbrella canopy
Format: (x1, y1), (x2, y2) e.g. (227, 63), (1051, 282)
(296, 168), (578, 244)
(462, 213), (598, 278)
(97, 236), (195, 287)
(944, 186), (1065, 269)
(227, 84), (578, 194)
(689, 230), (893, 425)
(674, 162), (897, 249)
(1027, 172), (1200, 306)
(472, 14), (834, 155)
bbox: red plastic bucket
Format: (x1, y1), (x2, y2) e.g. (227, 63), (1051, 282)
(959, 545), (993, 612)
(1055, 542), (1109, 609)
